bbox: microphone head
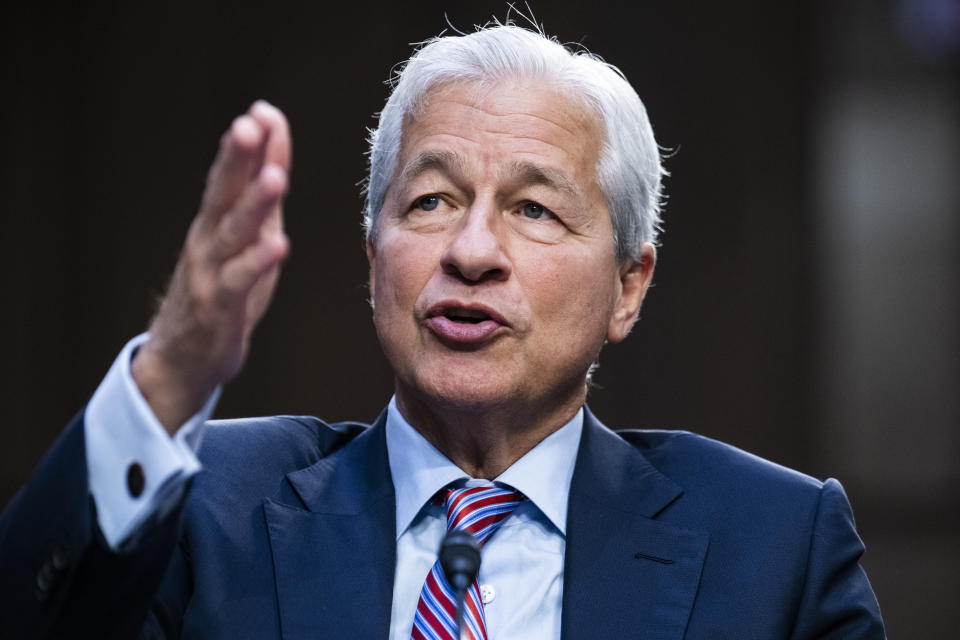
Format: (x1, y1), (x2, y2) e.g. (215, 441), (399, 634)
(439, 530), (481, 593)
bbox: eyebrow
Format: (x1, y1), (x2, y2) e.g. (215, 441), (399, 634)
(399, 150), (466, 184)
(504, 160), (579, 198)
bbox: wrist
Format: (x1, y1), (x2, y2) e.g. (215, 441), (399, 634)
(131, 343), (217, 436)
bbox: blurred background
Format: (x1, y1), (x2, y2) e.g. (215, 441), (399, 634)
(1, 1), (957, 636)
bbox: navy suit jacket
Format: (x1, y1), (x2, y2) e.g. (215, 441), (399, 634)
(0, 407), (884, 638)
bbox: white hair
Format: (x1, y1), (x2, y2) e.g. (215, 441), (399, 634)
(363, 24), (665, 262)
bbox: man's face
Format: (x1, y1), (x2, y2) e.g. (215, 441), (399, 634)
(368, 80), (654, 419)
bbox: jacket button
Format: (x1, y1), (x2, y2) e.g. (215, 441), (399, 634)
(51, 543), (71, 570)
(127, 462), (146, 498)
(34, 543), (73, 602)
(36, 562), (57, 601)
(36, 566), (52, 601)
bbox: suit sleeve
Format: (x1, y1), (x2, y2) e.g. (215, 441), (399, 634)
(85, 333), (216, 549)
(0, 413), (187, 639)
(788, 478), (886, 640)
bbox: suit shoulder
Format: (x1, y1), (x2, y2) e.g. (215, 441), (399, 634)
(195, 415), (369, 487)
(617, 428), (823, 494)
(613, 428), (835, 552)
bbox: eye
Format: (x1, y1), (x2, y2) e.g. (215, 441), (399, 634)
(414, 195), (441, 211)
(521, 201), (554, 220)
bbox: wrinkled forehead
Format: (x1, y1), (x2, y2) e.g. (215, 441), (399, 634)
(394, 78), (606, 176)
(405, 76), (603, 134)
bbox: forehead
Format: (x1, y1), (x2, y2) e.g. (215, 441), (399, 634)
(396, 79), (605, 184)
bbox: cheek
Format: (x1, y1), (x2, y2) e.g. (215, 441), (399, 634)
(522, 251), (618, 337)
(374, 254), (411, 320)
(373, 233), (438, 316)
(371, 250), (419, 365)
(518, 267), (615, 385)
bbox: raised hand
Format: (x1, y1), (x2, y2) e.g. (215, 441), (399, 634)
(131, 101), (292, 435)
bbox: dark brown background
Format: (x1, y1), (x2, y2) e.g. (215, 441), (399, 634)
(2, 2), (957, 636)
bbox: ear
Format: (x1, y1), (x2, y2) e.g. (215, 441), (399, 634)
(607, 243), (656, 344)
(366, 236), (377, 304)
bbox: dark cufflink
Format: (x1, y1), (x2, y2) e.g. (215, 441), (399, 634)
(127, 462), (146, 498)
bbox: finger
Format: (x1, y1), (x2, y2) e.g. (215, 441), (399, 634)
(198, 115), (265, 229)
(249, 103), (289, 239)
(210, 164), (287, 263)
(218, 231), (289, 302)
(249, 100), (292, 172)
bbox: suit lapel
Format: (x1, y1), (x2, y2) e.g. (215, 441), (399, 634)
(561, 409), (709, 640)
(263, 413), (396, 639)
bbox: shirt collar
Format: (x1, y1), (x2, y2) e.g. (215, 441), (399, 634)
(385, 395), (583, 540)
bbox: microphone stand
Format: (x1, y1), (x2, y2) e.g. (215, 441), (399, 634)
(439, 530), (481, 639)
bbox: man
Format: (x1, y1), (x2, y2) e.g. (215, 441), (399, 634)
(0, 24), (884, 639)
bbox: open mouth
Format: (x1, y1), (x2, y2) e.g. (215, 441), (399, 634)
(445, 309), (491, 324)
(425, 302), (507, 345)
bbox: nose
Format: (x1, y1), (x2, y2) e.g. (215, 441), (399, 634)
(440, 199), (511, 283)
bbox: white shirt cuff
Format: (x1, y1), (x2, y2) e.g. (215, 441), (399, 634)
(84, 333), (220, 549)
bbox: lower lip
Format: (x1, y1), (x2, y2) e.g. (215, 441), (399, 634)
(426, 316), (504, 345)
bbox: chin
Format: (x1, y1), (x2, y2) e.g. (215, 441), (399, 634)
(406, 363), (523, 413)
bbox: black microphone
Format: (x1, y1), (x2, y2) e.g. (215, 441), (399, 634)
(439, 530), (481, 637)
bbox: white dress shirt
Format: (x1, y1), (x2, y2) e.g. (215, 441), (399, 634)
(84, 335), (582, 638)
(386, 396), (581, 640)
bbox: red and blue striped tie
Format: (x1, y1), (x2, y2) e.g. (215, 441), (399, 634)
(410, 485), (525, 640)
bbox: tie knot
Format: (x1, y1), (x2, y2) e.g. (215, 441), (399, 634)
(442, 485), (525, 545)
